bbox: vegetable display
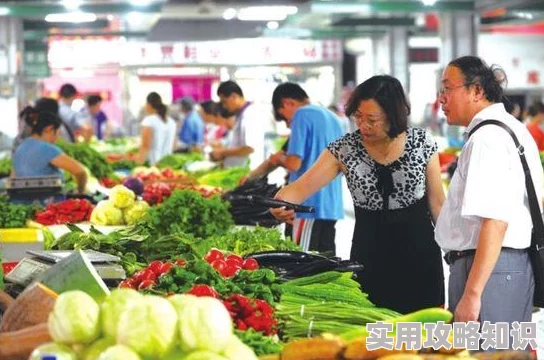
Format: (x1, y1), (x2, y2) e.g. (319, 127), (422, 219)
(57, 141), (114, 180)
(0, 157), (11, 178)
(39, 290), (258, 360)
(197, 167), (249, 190)
(0, 195), (40, 228)
(35, 199), (93, 225)
(157, 153), (205, 170)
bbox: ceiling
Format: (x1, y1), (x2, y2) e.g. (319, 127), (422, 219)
(0, 0), (543, 44)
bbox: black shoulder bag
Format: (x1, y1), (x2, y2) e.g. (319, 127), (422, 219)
(469, 120), (544, 307)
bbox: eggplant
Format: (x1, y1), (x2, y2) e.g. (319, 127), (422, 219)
(245, 251), (329, 266)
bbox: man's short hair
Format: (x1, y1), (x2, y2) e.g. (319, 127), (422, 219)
(180, 96), (196, 112)
(217, 80), (243, 98)
(87, 95), (102, 107)
(59, 83), (77, 99)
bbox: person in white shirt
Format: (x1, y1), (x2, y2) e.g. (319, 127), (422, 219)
(435, 56), (543, 332)
(211, 81), (265, 169)
(134, 92), (176, 165)
(58, 83), (92, 142)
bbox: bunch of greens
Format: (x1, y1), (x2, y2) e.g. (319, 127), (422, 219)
(134, 189), (233, 239)
(197, 167), (249, 190)
(156, 153), (204, 170)
(0, 195), (40, 228)
(192, 227), (299, 258)
(0, 158), (11, 178)
(110, 159), (138, 171)
(234, 329), (283, 356)
(57, 141), (114, 179)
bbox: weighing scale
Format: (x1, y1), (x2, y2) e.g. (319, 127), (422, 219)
(5, 175), (64, 205)
(4, 249), (126, 288)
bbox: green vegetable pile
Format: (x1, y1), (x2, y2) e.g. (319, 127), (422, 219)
(192, 227), (299, 258)
(135, 189), (234, 239)
(157, 153), (204, 170)
(110, 159), (139, 171)
(57, 141), (114, 179)
(234, 329), (283, 356)
(0, 195), (40, 228)
(0, 158), (11, 178)
(197, 167), (249, 190)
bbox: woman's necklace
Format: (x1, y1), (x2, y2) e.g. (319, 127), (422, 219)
(363, 132), (406, 165)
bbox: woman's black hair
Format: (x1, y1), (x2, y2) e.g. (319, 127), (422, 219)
(448, 56), (506, 104)
(146, 92), (167, 121)
(19, 97), (61, 135)
(23, 110), (62, 135)
(528, 101), (544, 117)
(345, 75), (410, 138)
(200, 100), (220, 116)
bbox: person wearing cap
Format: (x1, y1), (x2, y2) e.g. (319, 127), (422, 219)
(58, 83), (92, 142)
(178, 96), (205, 151)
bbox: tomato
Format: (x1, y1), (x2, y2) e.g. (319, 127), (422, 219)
(174, 259), (187, 267)
(140, 269), (157, 283)
(226, 254), (243, 265)
(187, 284), (220, 298)
(242, 258), (260, 271)
(147, 260), (164, 275)
(158, 262), (174, 275)
(226, 258), (243, 270)
(118, 279), (137, 289)
(138, 280), (155, 290)
(132, 270), (146, 284)
(224, 263), (241, 278)
(210, 259), (227, 276)
(204, 249), (224, 263)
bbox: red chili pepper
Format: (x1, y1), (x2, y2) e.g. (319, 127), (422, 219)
(235, 319), (248, 331)
(187, 284), (220, 298)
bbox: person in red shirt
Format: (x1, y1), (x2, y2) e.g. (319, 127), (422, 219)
(526, 101), (544, 151)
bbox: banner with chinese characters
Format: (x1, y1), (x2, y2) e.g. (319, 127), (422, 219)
(47, 38), (343, 69)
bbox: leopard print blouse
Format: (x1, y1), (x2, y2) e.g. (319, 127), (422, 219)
(327, 127), (437, 210)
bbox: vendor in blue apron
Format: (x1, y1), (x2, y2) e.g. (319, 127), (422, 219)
(11, 110), (88, 204)
(270, 75), (446, 314)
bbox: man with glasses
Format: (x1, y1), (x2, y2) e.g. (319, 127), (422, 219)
(435, 56), (542, 339)
(271, 82), (344, 255)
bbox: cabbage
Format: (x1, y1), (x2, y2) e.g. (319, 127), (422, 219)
(223, 335), (258, 360)
(101, 288), (143, 339)
(178, 296), (232, 353)
(82, 338), (115, 360)
(48, 291), (101, 345)
(109, 185), (135, 209)
(97, 345), (141, 360)
(163, 350), (188, 360)
(169, 294), (199, 316)
(183, 351), (229, 360)
(122, 177), (145, 196)
(90, 200), (124, 225)
(29, 342), (78, 360)
(123, 200), (150, 225)
(117, 295), (178, 358)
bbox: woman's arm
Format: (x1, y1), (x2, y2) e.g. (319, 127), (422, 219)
(425, 152), (445, 223)
(50, 154), (88, 193)
(136, 126), (152, 164)
(270, 149), (342, 223)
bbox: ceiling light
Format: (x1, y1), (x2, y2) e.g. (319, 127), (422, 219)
(62, 0), (83, 11)
(45, 12), (97, 23)
(130, 0), (153, 6)
(0, 7), (9, 16)
(237, 6), (297, 21)
(127, 11), (145, 23)
(421, 0), (437, 5)
(267, 21), (279, 30)
(223, 8), (237, 20)
(312, 3), (370, 14)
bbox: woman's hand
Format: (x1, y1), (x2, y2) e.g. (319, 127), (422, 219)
(269, 206), (295, 225)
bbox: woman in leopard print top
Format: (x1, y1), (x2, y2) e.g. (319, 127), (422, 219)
(271, 75), (445, 313)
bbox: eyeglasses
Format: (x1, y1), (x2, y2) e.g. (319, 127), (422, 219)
(438, 82), (475, 96)
(351, 113), (386, 128)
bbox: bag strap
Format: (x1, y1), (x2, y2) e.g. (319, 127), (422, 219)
(468, 119), (544, 248)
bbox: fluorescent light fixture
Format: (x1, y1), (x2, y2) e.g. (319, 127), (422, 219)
(312, 3), (370, 13)
(267, 21), (279, 30)
(130, 0), (153, 6)
(223, 8), (237, 20)
(421, 0), (437, 5)
(62, 0), (83, 11)
(0, 7), (9, 16)
(127, 11), (145, 23)
(237, 6), (297, 21)
(45, 12), (97, 23)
